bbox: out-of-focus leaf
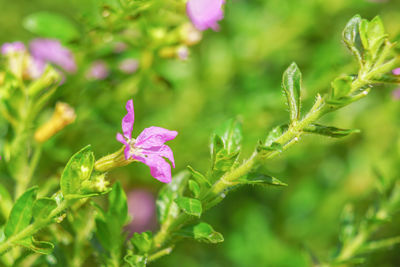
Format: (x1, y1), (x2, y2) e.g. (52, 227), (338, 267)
(177, 222), (224, 244)
(339, 205), (357, 244)
(23, 12), (80, 42)
(175, 197), (202, 217)
(108, 182), (128, 226)
(304, 124), (360, 138)
(130, 231), (153, 254)
(60, 145), (94, 198)
(156, 171), (189, 224)
(282, 63), (302, 123)
(263, 124), (288, 147)
(5, 187), (37, 237)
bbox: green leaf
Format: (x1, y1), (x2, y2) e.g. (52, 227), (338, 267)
(108, 182), (128, 226)
(304, 124), (360, 138)
(23, 12), (80, 42)
(359, 16), (387, 57)
(130, 231), (153, 254)
(282, 63), (302, 123)
(264, 124), (288, 147)
(60, 145), (95, 197)
(239, 173), (287, 187)
(339, 205), (357, 244)
(175, 197), (202, 217)
(124, 254), (147, 267)
(342, 15), (363, 63)
(188, 180), (201, 198)
(214, 119), (243, 154)
(5, 187), (37, 237)
(0, 183), (13, 219)
(331, 76), (354, 99)
(156, 171), (189, 224)
(18, 237), (54, 254)
(187, 166), (211, 187)
(258, 142), (283, 153)
(178, 222), (224, 244)
(32, 198), (57, 221)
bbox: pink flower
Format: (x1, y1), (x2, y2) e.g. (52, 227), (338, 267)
(1, 42), (26, 54)
(118, 58), (139, 74)
(29, 38), (77, 74)
(393, 68), (400, 76)
(186, 0), (225, 31)
(116, 100), (178, 183)
(86, 60), (109, 80)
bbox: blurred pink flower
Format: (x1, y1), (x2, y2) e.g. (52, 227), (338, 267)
(116, 100), (178, 183)
(86, 60), (109, 80)
(392, 88), (400, 100)
(186, 0), (225, 31)
(118, 58), (139, 74)
(393, 68), (400, 76)
(30, 38), (77, 73)
(1, 42), (26, 54)
(126, 189), (157, 233)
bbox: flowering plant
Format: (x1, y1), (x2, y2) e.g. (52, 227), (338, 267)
(1, 1), (400, 266)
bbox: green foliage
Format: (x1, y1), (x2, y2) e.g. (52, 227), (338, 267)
(23, 12), (80, 42)
(130, 231), (153, 254)
(304, 124), (360, 138)
(177, 222), (224, 244)
(4, 187), (37, 237)
(282, 63), (302, 123)
(175, 197), (202, 217)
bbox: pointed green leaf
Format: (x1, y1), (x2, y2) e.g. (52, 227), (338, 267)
(282, 63), (302, 123)
(188, 180), (201, 198)
(5, 187), (37, 237)
(331, 76), (354, 99)
(264, 124), (288, 147)
(60, 145), (94, 197)
(32, 198), (57, 221)
(178, 222), (224, 244)
(342, 15), (363, 63)
(156, 171), (189, 224)
(214, 119), (243, 154)
(175, 197), (202, 217)
(304, 124), (360, 138)
(187, 166), (211, 187)
(108, 182), (128, 226)
(239, 173), (287, 187)
(23, 12), (80, 42)
(130, 231), (153, 254)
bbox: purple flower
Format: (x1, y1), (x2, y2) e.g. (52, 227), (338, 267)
(186, 0), (225, 31)
(393, 68), (400, 76)
(29, 38), (77, 74)
(118, 58), (139, 74)
(1, 42), (26, 55)
(116, 100), (178, 183)
(86, 60), (109, 80)
(126, 189), (157, 233)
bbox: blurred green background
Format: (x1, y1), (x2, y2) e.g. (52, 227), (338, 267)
(1, 0), (400, 266)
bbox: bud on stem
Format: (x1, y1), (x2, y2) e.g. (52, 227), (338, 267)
(34, 102), (76, 143)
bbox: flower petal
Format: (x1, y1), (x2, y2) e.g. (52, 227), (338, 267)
(29, 38), (76, 73)
(142, 145), (175, 168)
(122, 99), (135, 139)
(136, 126), (178, 148)
(186, 0), (225, 31)
(135, 154), (172, 183)
(117, 132), (131, 159)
